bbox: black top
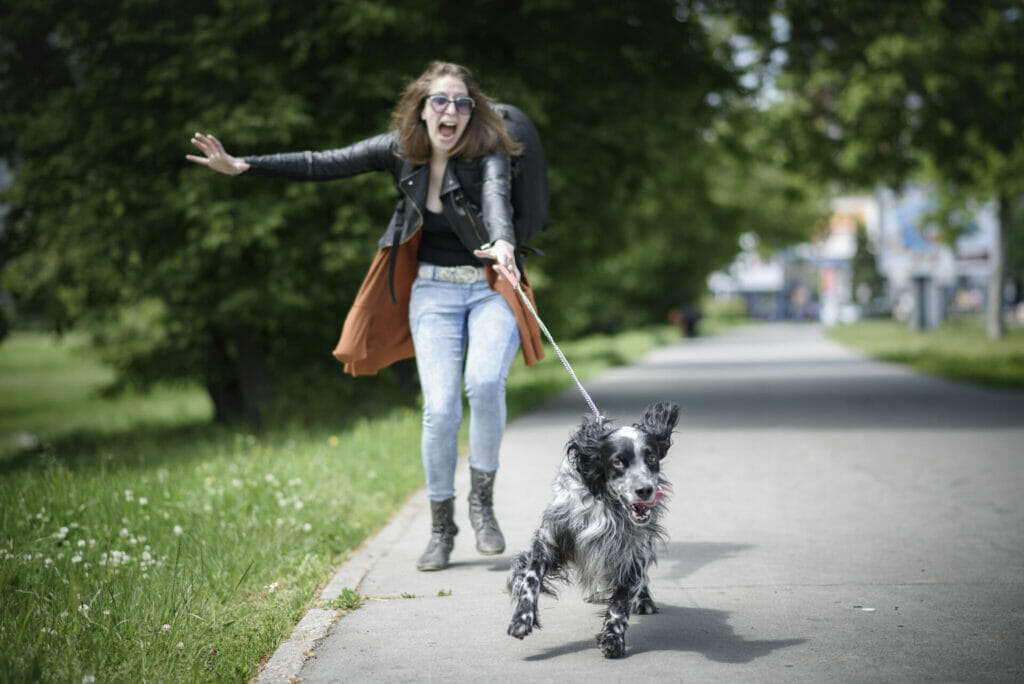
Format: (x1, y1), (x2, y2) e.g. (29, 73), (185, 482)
(418, 209), (481, 267)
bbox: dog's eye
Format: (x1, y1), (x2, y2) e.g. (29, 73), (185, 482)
(611, 457), (625, 469)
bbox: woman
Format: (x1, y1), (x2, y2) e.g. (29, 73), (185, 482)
(187, 61), (543, 571)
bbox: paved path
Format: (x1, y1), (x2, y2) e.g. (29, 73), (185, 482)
(258, 324), (1024, 683)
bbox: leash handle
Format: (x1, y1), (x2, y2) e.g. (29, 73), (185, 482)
(493, 263), (603, 422)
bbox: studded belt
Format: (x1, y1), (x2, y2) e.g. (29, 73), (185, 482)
(417, 263), (487, 284)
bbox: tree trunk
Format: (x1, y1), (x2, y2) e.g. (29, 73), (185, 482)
(987, 195), (1010, 340)
(204, 328), (245, 424)
(203, 325), (275, 430)
(232, 324), (274, 431)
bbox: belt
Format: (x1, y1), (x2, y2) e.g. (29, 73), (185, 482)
(417, 263), (487, 284)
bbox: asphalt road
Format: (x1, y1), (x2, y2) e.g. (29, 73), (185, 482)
(258, 323), (1024, 683)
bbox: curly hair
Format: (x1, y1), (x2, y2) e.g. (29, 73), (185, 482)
(390, 61), (522, 164)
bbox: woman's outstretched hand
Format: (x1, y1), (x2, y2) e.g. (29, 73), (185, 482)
(186, 133), (249, 176)
(474, 239), (520, 287)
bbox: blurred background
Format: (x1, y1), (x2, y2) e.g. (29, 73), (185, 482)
(2, 0), (1022, 427)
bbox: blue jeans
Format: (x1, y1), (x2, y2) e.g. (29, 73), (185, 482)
(409, 274), (521, 502)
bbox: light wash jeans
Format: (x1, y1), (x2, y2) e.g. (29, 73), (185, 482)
(409, 274), (521, 502)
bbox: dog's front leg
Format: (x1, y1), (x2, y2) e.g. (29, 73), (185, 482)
(631, 580), (658, 615)
(596, 581), (641, 658)
(507, 536), (552, 639)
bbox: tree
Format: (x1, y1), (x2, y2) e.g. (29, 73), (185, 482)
(1, 0), (820, 427)
(753, 0), (1024, 337)
(850, 222), (885, 311)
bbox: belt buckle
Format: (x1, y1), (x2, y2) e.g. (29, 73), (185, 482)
(452, 266), (480, 284)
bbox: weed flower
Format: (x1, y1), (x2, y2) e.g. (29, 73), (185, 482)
(162, 624), (171, 634)
(265, 581), (278, 594)
(173, 525), (183, 536)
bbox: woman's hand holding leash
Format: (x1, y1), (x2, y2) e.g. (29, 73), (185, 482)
(474, 240), (519, 287)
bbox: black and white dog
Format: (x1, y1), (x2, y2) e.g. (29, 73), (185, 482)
(507, 402), (679, 658)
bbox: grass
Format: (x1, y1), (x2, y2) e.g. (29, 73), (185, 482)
(0, 322), (680, 683)
(825, 316), (1024, 390)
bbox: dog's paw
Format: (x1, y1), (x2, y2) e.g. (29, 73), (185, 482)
(507, 610), (538, 639)
(632, 597), (658, 615)
(596, 631), (626, 658)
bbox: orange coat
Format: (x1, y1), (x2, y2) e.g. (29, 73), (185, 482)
(332, 232), (545, 376)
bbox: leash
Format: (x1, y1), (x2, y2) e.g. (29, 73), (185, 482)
(494, 263), (603, 422)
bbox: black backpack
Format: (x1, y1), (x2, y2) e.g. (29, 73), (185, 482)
(493, 103), (549, 257)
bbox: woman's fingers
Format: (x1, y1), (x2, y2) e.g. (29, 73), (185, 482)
(474, 243), (520, 286)
(186, 133), (245, 175)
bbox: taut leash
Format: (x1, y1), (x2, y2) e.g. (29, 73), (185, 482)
(494, 263), (603, 422)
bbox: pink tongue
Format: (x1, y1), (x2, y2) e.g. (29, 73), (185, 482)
(440, 124), (456, 137)
(652, 486), (664, 505)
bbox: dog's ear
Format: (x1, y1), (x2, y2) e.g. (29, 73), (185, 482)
(640, 402), (679, 457)
(567, 415), (612, 497)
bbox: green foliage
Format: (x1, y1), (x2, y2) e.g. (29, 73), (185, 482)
(850, 223), (885, 307)
(330, 587), (365, 611)
(776, 0), (1024, 198)
(741, 0), (1024, 337)
(0, 0), (825, 423)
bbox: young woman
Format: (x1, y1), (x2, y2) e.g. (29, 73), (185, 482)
(187, 61), (543, 571)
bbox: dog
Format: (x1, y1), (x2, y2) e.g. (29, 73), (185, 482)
(506, 402), (679, 658)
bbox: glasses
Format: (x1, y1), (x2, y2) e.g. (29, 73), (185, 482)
(426, 94), (475, 115)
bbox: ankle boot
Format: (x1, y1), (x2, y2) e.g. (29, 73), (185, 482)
(468, 467), (505, 555)
(417, 498), (458, 571)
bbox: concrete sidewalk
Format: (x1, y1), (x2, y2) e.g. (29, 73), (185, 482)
(258, 323), (1024, 683)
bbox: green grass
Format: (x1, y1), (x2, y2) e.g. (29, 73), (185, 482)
(0, 323), (680, 683)
(826, 317), (1024, 390)
(0, 332), (214, 456)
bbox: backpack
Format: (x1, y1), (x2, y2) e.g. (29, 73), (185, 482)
(493, 103), (549, 256)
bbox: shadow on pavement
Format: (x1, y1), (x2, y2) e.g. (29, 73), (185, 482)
(659, 541), (754, 580)
(519, 605), (805, 664)
(629, 605), (806, 663)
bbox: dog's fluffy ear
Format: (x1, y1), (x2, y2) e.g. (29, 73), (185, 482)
(567, 415), (612, 497)
(639, 402), (679, 457)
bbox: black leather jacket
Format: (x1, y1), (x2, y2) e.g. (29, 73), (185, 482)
(242, 132), (515, 253)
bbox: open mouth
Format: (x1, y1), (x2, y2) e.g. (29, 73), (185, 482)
(629, 501), (655, 524)
(626, 486), (664, 525)
(438, 122), (458, 140)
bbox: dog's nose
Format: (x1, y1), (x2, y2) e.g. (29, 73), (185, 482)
(635, 486), (654, 501)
